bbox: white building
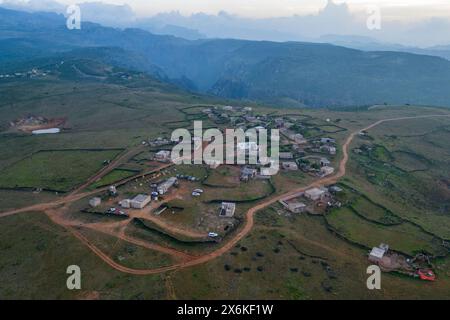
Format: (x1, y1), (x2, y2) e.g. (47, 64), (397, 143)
(119, 199), (131, 209)
(155, 150), (171, 162)
(321, 166), (335, 177)
(237, 142), (259, 152)
(130, 194), (151, 209)
(157, 177), (178, 195)
(369, 246), (387, 263)
(321, 138), (336, 144)
(305, 188), (326, 201)
(320, 158), (331, 167)
(220, 202), (236, 218)
(288, 202), (307, 214)
(282, 162), (299, 171)
(321, 145), (337, 155)
(279, 152), (294, 160)
(32, 128), (60, 135)
(329, 185), (343, 193)
(89, 197), (102, 208)
(290, 133), (307, 144)
(241, 167), (257, 181)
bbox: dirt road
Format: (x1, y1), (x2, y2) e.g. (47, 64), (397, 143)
(1, 114), (449, 275)
(0, 162), (173, 219)
(69, 146), (146, 196)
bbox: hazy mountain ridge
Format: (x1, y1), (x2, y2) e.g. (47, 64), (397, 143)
(2, 7), (450, 107)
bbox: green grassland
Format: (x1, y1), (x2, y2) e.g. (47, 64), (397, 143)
(171, 206), (450, 300)
(124, 220), (215, 255)
(0, 189), (57, 211)
(345, 115), (450, 239)
(89, 169), (138, 189)
(203, 179), (275, 203)
(351, 196), (403, 225)
(0, 212), (166, 300)
(77, 227), (176, 270)
(0, 149), (122, 192)
(326, 207), (444, 256)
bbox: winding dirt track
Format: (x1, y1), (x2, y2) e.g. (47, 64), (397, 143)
(1, 114), (450, 275)
(68, 146), (146, 196)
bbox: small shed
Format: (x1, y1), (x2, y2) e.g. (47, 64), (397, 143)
(220, 202), (236, 218)
(89, 197), (102, 208)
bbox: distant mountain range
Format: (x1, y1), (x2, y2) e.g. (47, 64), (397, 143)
(318, 35), (450, 61)
(2, 7), (450, 108)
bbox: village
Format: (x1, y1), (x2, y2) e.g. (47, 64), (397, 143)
(84, 105), (341, 237)
(82, 104), (438, 282)
(0, 67), (51, 80)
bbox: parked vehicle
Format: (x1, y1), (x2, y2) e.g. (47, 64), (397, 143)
(208, 232), (219, 238)
(416, 269), (436, 281)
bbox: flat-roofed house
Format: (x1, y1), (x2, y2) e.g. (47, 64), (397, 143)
(290, 133), (307, 144)
(89, 197), (102, 208)
(237, 142), (259, 152)
(282, 162), (299, 171)
(130, 194), (151, 209)
(369, 245), (388, 263)
(119, 199), (131, 209)
(305, 188), (326, 201)
(155, 150), (171, 162)
(288, 202), (307, 214)
(321, 166), (335, 177)
(321, 145), (337, 155)
(321, 138), (336, 144)
(157, 177), (178, 195)
(274, 118), (284, 127)
(220, 202), (236, 218)
(240, 167), (257, 181)
(320, 158), (331, 167)
(279, 152), (294, 160)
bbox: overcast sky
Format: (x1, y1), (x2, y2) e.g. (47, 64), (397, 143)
(50, 0), (450, 20)
(2, 0), (450, 46)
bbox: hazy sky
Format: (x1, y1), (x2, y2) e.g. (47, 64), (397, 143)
(52, 0), (450, 20)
